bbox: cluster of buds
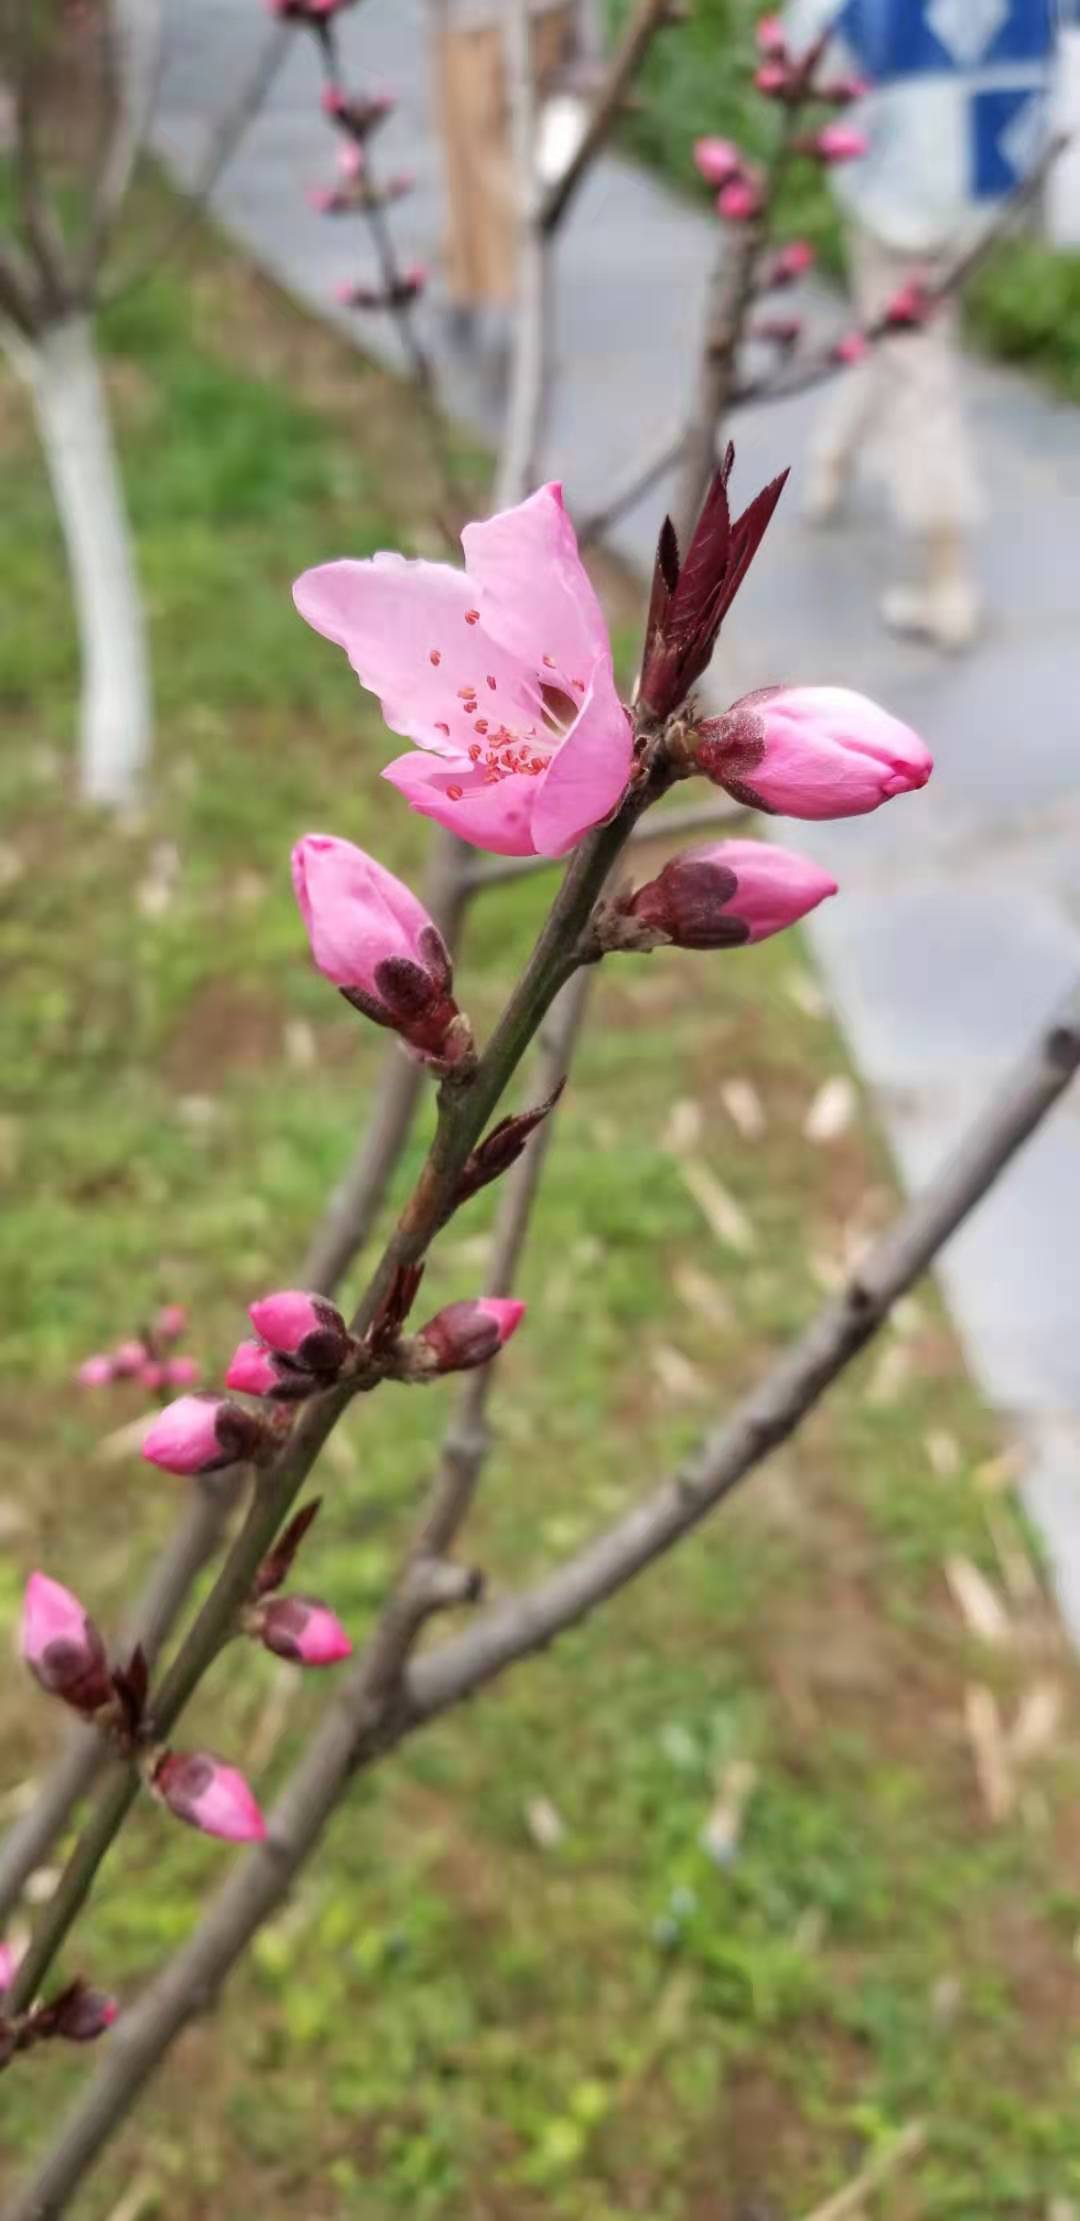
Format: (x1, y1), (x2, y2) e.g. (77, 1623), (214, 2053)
(321, 84), (395, 142)
(597, 843), (837, 954)
(335, 266), (427, 313)
(292, 836), (473, 1072)
(226, 1290), (355, 1405)
(754, 13), (867, 105)
(0, 1952), (116, 2071)
(19, 1575), (267, 1843)
(692, 138), (763, 224)
(77, 1304), (198, 1393)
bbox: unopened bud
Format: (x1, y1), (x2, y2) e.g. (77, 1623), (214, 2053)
(253, 1594), (352, 1666)
(21, 1573), (113, 1715)
(152, 1750), (266, 1842)
(407, 1298), (526, 1378)
(292, 835), (471, 1070)
(51, 1982), (117, 2043)
(142, 1394), (269, 1476)
(613, 842), (837, 950)
(247, 1290), (350, 1373)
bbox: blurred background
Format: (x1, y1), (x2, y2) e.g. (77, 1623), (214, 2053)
(2, 2), (1080, 2214)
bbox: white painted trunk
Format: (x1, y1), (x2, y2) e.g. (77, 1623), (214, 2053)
(20, 315), (151, 808)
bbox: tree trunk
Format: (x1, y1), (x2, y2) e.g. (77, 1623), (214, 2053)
(19, 313), (151, 808)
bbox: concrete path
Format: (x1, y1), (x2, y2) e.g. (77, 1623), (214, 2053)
(153, 1), (1080, 1635)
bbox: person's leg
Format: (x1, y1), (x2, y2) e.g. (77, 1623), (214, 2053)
(878, 282), (984, 650)
(803, 223), (889, 524)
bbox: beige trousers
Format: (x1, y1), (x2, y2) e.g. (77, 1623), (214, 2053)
(433, 8), (578, 308)
(810, 226), (985, 534)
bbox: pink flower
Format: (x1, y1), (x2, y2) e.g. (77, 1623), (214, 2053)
(693, 136), (742, 187)
(756, 12), (786, 56)
(248, 1290), (349, 1371)
(833, 330), (869, 364)
(153, 1752), (267, 1843)
(21, 1573), (113, 1714)
(717, 178), (762, 222)
(294, 485), (632, 859)
(226, 1340), (283, 1398)
(766, 239), (814, 286)
(814, 122), (869, 163)
(695, 686), (932, 818)
(292, 836), (469, 1066)
(411, 1298), (526, 1376)
(77, 1354), (115, 1388)
(626, 843), (837, 948)
(155, 1305), (187, 1340)
(256, 1595), (353, 1666)
(141, 1395), (264, 1476)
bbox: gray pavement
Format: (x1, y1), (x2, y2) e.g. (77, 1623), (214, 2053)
(153, 1), (1080, 1635)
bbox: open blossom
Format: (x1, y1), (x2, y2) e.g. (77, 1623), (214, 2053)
(293, 484), (633, 859)
(292, 836), (470, 1066)
(142, 1394), (265, 1476)
(21, 1573), (113, 1714)
(153, 1752), (266, 1842)
(409, 1298), (526, 1377)
(248, 1291), (349, 1373)
(693, 136), (743, 187)
(256, 1595), (353, 1666)
(695, 687), (931, 818)
(624, 843), (837, 949)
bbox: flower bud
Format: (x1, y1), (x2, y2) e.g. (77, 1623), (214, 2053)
(0, 1941), (16, 1994)
(141, 1394), (267, 1476)
(254, 1594), (353, 1666)
(77, 1354), (115, 1388)
(111, 1339), (148, 1378)
(409, 1298), (526, 1377)
(226, 1340), (283, 1398)
(623, 842), (837, 949)
(756, 12), (786, 56)
(693, 136), (742, 187)
(162, 1355), (200, 1388)
(832, 330), (869, 365)
(883, 279), (932, 330)
(717, 178), (762, 222)
(813, 122), (869, 163)
(320, 84), (395, 138)
(50, 1982), (117, 2043)
(155, 1304), (188, 1340)
(755, 61), (790, 94)
(765, 239), (814, 287)
(247, 1290), (349, 1373)
(292, 835), (471, 1068)
(694, 686), (932, 818)
(21, 1573), (113, 1715)
(152, 1751), (266, 1842)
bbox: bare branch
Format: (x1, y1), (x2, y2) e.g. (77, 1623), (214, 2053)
(13, 984), (1080, 2215)
(80, 0), (164, 284)
(494, 0), (551, 511)
(539, 0), (681, 238)
(10, 5), (71, 312)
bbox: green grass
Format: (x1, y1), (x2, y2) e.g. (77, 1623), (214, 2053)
(608, 0), (1080, 401)
(1, 201), (1078, 2219)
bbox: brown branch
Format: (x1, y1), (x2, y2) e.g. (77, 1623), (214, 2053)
(10, 5), (71, 315)
(494, 0), (552, 511)
(539, 0), (681, 237)
(14, 982), (1080, 2216)
(79, 0), (164, 286)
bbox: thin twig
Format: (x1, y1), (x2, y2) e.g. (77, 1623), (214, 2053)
(81, 0), (164, 284)
(494, 0), (551, 511)
(539, 0), (680, 237)
(13, 985), (1079, 2215)
(578, 427), (685, 547)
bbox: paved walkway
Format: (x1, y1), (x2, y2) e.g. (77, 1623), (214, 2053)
(153, 1), (1080, 1636)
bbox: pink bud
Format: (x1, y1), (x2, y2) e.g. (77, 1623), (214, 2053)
(814, 122), (869, 163)
(756, 12), (786, 56)
(52, 1984), (117, 2043)
(321, 82), (347, 114)
(696, 686), (931, 819)
(256, 1594), (353, 1666)
(414, 1298), (526, 1376)
(155, 1305), (187, 1340)
(767, 239), (814, 285)
(754, 61), (789, 94)
(21, 1573), (113, 1715)
(292, 835), (469, 1067)
(226, 1340), (283, 1398)
(821, 72), (870, 104)
(693, 136), (742, 187)
(884, 279), (932, 329)
(833, 330), (869, 364)
(141, 1394), (264, 1476)
(753, 315), (801, 347)
(248, 1290), (349, 1372)
(338, 143), (364, 181)
(0, 1942), (17, 1993)
(308, 185), (338, 215)
(153, 1751), (267, 1842)
(163, 1355), (200, 1388)
(717, 178), (762, 222)
(627, 843), (837, 948)
(139, 1360), (166, 1390)
(77, 1354), (115, 1388)
(111, 1339), (148, 1378)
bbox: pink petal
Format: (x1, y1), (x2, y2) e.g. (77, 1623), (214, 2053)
(460, 483), (613, 704)
(529, 675), (634, 857)
(293, 554), (535, 757)
(382, 752), (539, 855)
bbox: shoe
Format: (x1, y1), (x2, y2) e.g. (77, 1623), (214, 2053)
(880, 576), (980, 652)
(801, 455), (849, 527)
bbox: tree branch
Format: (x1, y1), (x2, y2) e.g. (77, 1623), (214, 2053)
(539, 0), (680, 238)
(494, 0), (551, 511)
(80, 0), (164, 285)
(13, 981), (1080, 2217)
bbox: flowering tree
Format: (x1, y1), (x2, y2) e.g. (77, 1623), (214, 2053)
(1, 7), (1078, 2213)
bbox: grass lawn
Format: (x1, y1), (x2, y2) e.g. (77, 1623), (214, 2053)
(1, 201), (1079, 2220)
(608, 0), (1080, 404)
